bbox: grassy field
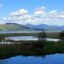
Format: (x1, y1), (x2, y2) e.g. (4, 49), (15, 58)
(0, 40), (64, 59)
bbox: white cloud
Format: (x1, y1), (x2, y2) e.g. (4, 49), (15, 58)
(34, 7), (45, 15)
(49, 10), (57, 14)
(1, 7), (64, 26)
(9, 9), (28, 16)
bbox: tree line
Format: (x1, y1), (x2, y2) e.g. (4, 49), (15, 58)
(38, 30), (64, 41)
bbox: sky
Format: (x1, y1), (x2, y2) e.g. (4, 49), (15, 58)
(0, 0), (64, 26)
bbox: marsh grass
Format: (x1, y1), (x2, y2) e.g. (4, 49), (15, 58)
(0, 40), (64, 59)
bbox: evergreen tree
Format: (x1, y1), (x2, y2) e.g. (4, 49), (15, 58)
(59, 31), (64, 41)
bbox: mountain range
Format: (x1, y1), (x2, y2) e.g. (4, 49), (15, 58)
(0, 23), (64, 31)
(25, 24), (64, 31)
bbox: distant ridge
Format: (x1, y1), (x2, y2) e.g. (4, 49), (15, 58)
(0, 23), (34, 31)
(25, 24), (64, 31)
(0, 23), (64, 32)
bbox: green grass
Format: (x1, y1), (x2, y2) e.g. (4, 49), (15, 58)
(0, 24), (19, 30)
(0, 41), (64, 59)
(0, 24), (33, 31)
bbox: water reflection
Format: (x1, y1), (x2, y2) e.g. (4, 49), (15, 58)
(0, 60), (8, 64)
(0, 54), (64, 64)
(5, 36), (60, 42)
(5, 36), (38, 41)
(0, 42), (13, 44)
(0, 36), (60, 44)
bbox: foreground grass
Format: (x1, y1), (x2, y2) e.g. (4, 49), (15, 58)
(0, 41), (64, 59)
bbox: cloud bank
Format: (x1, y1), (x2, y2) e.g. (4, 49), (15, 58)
(1, 7), (64, 26)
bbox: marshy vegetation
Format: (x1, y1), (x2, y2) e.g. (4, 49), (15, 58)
(0, 31), (64, 59)
(0, 40), (64, 59)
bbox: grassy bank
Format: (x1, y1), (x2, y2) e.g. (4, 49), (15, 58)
(0, 41), (64, 59)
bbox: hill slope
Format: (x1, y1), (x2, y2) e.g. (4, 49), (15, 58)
(0, 23), (34, 31)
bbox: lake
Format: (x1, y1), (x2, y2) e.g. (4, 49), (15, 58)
(0, 31), (42, 34)
(0, 36), (60, 44)
(0, 54), (64, 64)
(5, 36), (60, 42)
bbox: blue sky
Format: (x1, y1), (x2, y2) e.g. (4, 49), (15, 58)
(0, 0), (64, 26)
(0, 0), (64, 16)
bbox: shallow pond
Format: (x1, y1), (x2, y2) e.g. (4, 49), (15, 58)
(0, 54), (64, 64)
(5, 36), (60, 42)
